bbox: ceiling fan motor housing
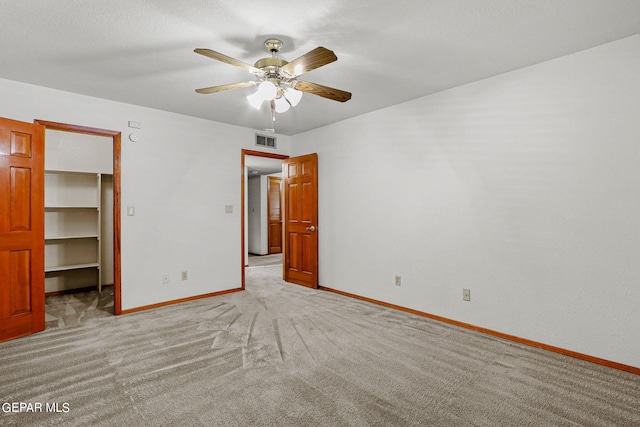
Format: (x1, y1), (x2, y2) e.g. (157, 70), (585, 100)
(254, 57), (288, 71)
(256, 39), (296, 81)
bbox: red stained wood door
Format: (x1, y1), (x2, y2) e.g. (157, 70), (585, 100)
(268, 176), (282, 254)
(0, 117), (45, 342)
(283, 153), (318, 288)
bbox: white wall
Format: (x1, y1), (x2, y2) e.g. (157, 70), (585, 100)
(44, 129), (113, 173)
(291, 35), (640, 368)
(247, 175), (266, 255)
(0, 78), (290, 310)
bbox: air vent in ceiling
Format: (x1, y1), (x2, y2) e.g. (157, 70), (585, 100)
(256, 134), (277, 149)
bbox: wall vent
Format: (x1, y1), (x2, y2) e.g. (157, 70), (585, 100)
(255, 134), (277, 149)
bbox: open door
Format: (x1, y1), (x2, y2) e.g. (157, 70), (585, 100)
(0, 117), (45, 342)
(283, 153), (318, 288)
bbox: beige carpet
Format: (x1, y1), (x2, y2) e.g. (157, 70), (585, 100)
(248, 253), (282, 267)
(44, 288), (114, 329)
(1, 265), (638, 426)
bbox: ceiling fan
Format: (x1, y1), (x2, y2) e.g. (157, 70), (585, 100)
(194, 39), (351, 119)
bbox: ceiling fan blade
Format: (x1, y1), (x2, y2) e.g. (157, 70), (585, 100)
(294, 81), (352, 102)
(194, 48), (259, 74)
(195, 81), (256, 94)
(281, 47), (337, 77)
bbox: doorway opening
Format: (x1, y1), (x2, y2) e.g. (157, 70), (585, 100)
(36, 120), (122, 320)
(241, 150), (288, 288)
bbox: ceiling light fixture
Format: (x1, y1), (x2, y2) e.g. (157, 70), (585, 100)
(243, 41), (303, 116)
(246, 91), (264, 109)
(258, 81), (277, 100)
(274, 95), (290, 113)
(246, 78), (301, 113)
(284, 87), (302, 107)
(195, 38), (351, 121)
(248, 84), (300, 113)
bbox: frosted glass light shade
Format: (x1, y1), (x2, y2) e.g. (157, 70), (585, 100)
(274, 96), (290, 113)
(247, 91), (263, 109)
(284, 88), (302, 106)
(258, 81), (277, 100)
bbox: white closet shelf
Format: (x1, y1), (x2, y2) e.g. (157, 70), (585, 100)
(45, 170), (99, 175)
(45, 263), (100, 273)
(45, 235), (99, 241)
(45, 206), (99, 209)
(44, 168), (103, 292)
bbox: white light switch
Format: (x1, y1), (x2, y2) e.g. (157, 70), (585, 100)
(127, 206), (135, 216)
(128, 121), (142, 129)
(225, 205), (233, 213)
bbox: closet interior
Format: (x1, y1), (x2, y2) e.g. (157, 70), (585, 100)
(44, 129), (113, 295)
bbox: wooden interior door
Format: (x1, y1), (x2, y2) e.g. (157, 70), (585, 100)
(283, 153), (318, 288)
(268, 176), (282, 254)
(0, 117), (45, 342)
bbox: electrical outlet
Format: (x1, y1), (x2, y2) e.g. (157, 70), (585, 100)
(395, 275), (401, 287)
(162, 274), (170, 284)
(463, 288), (471, 301)
(181, 271), (188, 281)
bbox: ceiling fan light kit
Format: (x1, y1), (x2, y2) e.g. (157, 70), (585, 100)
(195, 38), (351, 121)
(274, 96), (290, 113)
(284, 87), (302, 106)
(258, 81), (278, 99)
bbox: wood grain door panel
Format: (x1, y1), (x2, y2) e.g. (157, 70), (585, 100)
(300, 233), (314, 273)
(286, 183), (299, 223)
(11, 167), (32, 230)
(10, 250), (31, 315)
(288, 232), (300, 271)
(268, 222), (282, 253)
(0, 117), (45, 342)
(301, 181), (314, 223)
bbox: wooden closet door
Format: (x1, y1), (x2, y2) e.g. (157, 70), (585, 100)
(0, 117), (45, 342)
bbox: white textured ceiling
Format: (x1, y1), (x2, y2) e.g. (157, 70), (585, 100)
(1, 1), (639, 135)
